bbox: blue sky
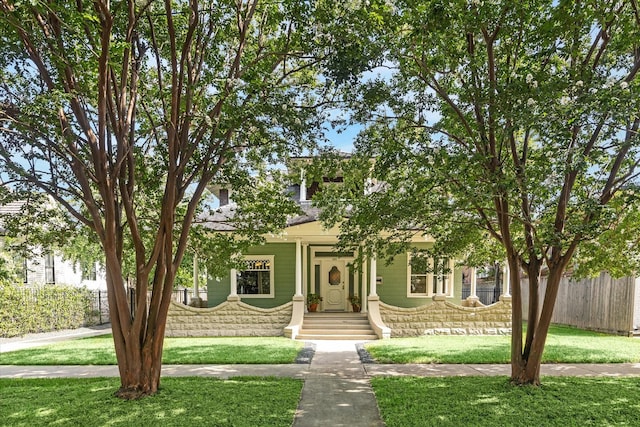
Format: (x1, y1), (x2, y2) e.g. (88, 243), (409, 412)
(324, 123), (362, 153)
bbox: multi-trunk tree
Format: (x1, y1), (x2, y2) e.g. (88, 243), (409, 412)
(317, 0), (640, 385)
(0, 0), (324, 398)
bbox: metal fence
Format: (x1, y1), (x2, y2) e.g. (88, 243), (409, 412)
(89, 288), (208, 325)
(461, 287), (501, 306)
(87, 289), (111, 325)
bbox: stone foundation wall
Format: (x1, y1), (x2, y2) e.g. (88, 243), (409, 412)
(165, 300), (293, 337)
(380, 298), (512, 336)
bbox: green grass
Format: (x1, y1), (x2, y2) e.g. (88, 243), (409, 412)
(0, 335), (304, 365)
(0, 377), (302, 427)
(365, 324), (640, 364)
(372, 376), (640, 427)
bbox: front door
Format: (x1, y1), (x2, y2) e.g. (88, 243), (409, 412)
(321, 260), (347, 311)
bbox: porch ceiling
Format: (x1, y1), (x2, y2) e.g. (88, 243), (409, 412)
(264, 221), (435, 244)
(265, 221), (339, 243)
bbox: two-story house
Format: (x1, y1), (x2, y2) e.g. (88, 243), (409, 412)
(164, 158), (513, 339)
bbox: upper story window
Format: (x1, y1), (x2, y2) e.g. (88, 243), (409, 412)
(407, 254), (454, 298)
(44, 253), (55, 284)
(82, 261), (97, 281)
(236, 255), (275, 298)
(306, 177), (344, 200)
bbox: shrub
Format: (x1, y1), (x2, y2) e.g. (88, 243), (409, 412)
(0, 282), (93, 337)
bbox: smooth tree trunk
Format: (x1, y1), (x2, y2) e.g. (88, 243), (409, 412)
(510, 261), (567, 385)
(106, 248), (178, 399)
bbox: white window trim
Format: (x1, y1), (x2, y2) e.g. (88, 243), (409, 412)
(236, 255), (275, 298)
(407, 254), (454, 298)
(407, 254), (431, 298)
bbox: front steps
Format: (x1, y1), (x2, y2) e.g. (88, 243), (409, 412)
(296, 312), (378, 340)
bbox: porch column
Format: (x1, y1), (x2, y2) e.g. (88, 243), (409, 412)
(228, 267), (239, 301)
(366, 251), (390, 339)
(433, 259), (444, 296)
(361, 256), (368, 313)
(302, 243), (308, 297)
(358, 260), (369, 313)
(502, 261), (511, 297)
(470, 267), (477, 298)
(436, 275), (444, 296)
(193, 255), (199, 294)
(192, 255), (202, 307)
(369, 254), (378, 297)
(295, 239), (303, 297)
(465, 267), (480, 306)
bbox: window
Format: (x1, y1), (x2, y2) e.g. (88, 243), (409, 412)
(15, 257), (28, 284)
(82, 261), (97, 281)
(236, 256), (274, 298)
(407, 254), (453, 298)
(432, 258), (451, 296)
(409, 256), (429, 296)
(44, 253), (55, 284)
(307, 177), (344, 199)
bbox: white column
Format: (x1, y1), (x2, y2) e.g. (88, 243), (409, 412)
(470, 267), (477, 298)
(503, 261), (511, 297)
(295, 239), (303, 297)
(369, 255), (378, 297)
(300, 169), (307, 202)
(302, 243), (308, 297)
(435, 259), (444, 295)
(436, 275), (444, 296)
(365, 178), (373, 195)
(361, 251), (368, 313)
(229, 268), (238, 298)
(193, 255), (199, 295)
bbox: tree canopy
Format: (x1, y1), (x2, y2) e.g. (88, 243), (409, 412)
(0, 0), (327, 398)
(316, 0), (640, 385)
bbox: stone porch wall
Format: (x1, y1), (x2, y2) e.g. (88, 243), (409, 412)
(380, 297), (512, 337)
(165, 300), (293, 337)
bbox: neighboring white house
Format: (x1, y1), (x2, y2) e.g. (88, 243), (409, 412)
(0, 200), (106, 290)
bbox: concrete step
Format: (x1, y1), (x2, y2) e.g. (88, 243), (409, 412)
(298, 312), (377, 340)
(303, 319), (371, 326)
(302, 323), (372, 330)
(296, 333), (379, 341)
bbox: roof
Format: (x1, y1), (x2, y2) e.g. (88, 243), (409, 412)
(0, 200), (26, 234)
(199, 201), (322, 232)
(0, 200), (26, 215)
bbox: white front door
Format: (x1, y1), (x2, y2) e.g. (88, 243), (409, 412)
(321, 260), (347, 311)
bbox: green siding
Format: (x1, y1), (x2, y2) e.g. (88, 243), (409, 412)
(208, 243), (296, 308)
(375, 245), (464, 308)
(208, 241), (465, 309)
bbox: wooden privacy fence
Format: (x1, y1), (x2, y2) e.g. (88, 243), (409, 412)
(520, 272), (640, 336)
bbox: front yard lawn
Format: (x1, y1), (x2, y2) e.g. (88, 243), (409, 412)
(372, 376), (640, 427)
(0, 336), (304, 365)
(0, 377), (302, 427)
(365, 324), (640, 364)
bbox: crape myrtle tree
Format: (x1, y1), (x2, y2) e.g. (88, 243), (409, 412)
(0, 0), (326, 398)
(316, 0), (640, 385)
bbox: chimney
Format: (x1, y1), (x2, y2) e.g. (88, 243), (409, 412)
(219, 188), (229, 206)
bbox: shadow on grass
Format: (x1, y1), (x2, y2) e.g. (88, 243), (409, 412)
(372, 376), (640, 427)
(364, 326), (640, 364)
(0, 336), (305, 365)
(0, 377), (302, 427)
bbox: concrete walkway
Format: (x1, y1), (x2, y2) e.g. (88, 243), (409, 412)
(293, 340), (384, 427)
(2, 327), (640, 427)
(0, 324), (112, 353)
